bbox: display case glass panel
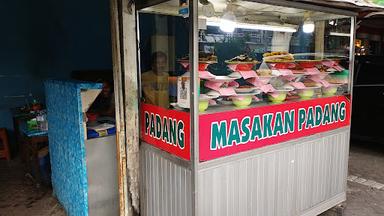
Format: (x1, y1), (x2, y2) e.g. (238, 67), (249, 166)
(196, 0), (353, 161)
(136, 0), (353, 161)
(196, 1), (352, 113)
(138, 1), (192, 160)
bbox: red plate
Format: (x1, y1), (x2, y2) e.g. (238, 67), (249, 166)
(296, 61), (321, 68)
(271, 62), (296, 69)
(199, 63), (209, 71)
(178, 60), (216, 71)
(235, 63), (255, 71)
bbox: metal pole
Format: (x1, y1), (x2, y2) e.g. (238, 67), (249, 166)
(349, 16), (356, 95)
(190, 0), (199, 215)
(344, 15), (356, 195)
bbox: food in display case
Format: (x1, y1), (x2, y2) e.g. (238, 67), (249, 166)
(325, 70), (349, 84)
(178, 52), (218, 71)
(199, 100), (209, 112)
(303, 79), (322, 87)
(137, 3), (355, 214)
(179, 50), (350, 111)
(315, 64), (334, 73)
(256, 69), (273, 77)
(267, 90), (289, 103)
(227, 72), (243, 79)
(291, 79), (320, 99)
(199, 94), (217, 112)
(231, 95), (254, 108)
(198, 52), (218, 62)
(290, 64), (306, 74)
(296, 87), (319, 99)
(231, 90), (262, 108)
(180, 52), (218, 63)
(225, 54), (258, 64)
(295, 60), (322, 68)
(172, 19), (351, 112)
(263, 51), (295, 63)
(322, 59), (345, 72)
(225, 54), (259, 71)
(322, 84), (340, 96)
(235, 85), (257, 93)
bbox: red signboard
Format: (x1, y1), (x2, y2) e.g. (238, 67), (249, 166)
(141, 103), (190, 160)
(199, 96), (351, 161)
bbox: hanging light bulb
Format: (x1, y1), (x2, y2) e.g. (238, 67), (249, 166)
(303, 19), (315, 33)
(302, 12), (314, 33)
(220, 10), (236, 33)
(200, 0), (215, 17)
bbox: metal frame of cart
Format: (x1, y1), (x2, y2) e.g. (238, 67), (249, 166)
(109, 0), (368, 215)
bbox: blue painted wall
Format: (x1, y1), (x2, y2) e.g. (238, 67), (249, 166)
(45, 80), (102, 216)
(0, 0), (112, 150)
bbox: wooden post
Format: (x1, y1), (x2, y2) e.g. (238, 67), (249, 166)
(315, 20), (325, 59)
(110, 0), (140, 215)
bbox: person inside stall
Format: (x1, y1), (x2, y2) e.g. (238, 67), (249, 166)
(88, 80), (115, 118)
(141, 51), (170, 108)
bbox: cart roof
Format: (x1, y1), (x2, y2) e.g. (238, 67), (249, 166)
(296, 0), (384, 12)
(138, 0), (384, 14)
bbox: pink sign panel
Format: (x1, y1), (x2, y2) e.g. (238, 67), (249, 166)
(141, 103), (190, 160)
(199, 96), (351, 161)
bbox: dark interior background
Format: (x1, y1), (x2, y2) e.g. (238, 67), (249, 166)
(0, 0), (112, 149)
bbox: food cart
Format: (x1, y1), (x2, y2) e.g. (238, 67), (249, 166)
(114, 0), (358, 215)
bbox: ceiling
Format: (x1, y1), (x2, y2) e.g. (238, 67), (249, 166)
(139, 0), (349, 25)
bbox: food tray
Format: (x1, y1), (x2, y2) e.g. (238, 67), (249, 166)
(178, 60), (217, 71)
(233, 90), (262, 96)
(225, 60), (260, 64)
(235, 87), (258, 94)
(295, 60), (322, 68)
(273, 87), (294, 92)
(207, 76), (238, 82)
(297, 86), (321, 90)
(264, 59), (295, 63)
(199, 94), (219, 101)
(178, 59), (218, 64)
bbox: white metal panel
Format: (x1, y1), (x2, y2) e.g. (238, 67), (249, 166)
(198, 129), (350, 216)
(198, 147), (296, 216)
(295, 131), (349, 214)
(140, 144), (192, 216)
(85, 135), (119, 216)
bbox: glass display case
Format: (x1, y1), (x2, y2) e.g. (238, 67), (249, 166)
(138, 0), (353, 160)
(136, 0), (355, 215)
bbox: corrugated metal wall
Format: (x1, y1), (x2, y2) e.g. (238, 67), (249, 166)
(140, 129), (349, 216)
(198, 129), (349, 216)
(140, 144), (193, 216)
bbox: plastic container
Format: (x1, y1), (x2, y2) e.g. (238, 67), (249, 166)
(199, 100), (209, 112)
(268, 92), (287, 103)
(297, 89), (315, 99)
(322, 85), (338, 96)
(232, 95), (253, 108)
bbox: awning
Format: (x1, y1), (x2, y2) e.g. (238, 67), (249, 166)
(296, 0), (384, 12)
(137, 0), (384, 14)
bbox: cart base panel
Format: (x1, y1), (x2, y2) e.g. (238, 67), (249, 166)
(141, 127), (349, 216)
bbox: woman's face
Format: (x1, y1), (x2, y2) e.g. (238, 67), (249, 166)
(153, 56), (167, 73)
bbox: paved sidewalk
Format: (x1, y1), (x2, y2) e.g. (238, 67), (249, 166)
(343, 143), (384, 216)
(1, 142), (384, 216)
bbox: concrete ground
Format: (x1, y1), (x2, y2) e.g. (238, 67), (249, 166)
(343, 142), (384, 216)
(0, 159), (65, 216)
(1, 141), (384, 216)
